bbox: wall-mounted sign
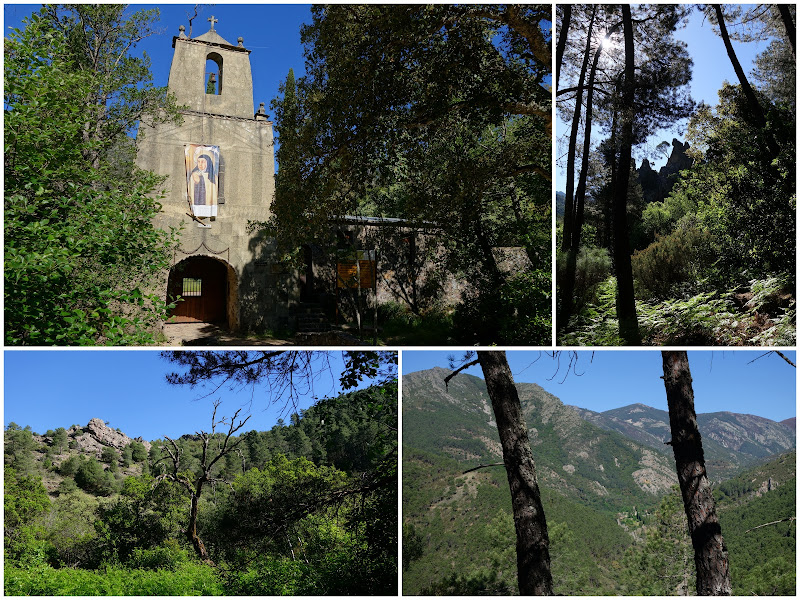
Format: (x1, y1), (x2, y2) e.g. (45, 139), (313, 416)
(185, 144), (220, 218)
(337, 249), (376, 289)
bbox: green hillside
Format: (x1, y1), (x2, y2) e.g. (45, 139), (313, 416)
(402, 368), (795, 595)
(4, 383), (397, 596)
(404, 367), (676, 514)
(402, 448), (631, 595)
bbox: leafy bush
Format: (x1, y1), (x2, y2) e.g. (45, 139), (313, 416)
(632, 225), (712, 299)
(4, 563), (223, 595)
(637, 292), (739, 345)
(558, 246), (613, 317)
(453, 269), (550, 345)
(377, 301), (455, 345)
(558, 277), (624, 346)
(126, 541), (189, 571)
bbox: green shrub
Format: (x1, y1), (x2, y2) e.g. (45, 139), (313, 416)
(637, 291), (739, 345)
(4, 563), (224, 596)
(453, 269), (550, 345)
(632, 225), (712, 299)
(126, 541), (188, 571)
(558, 277), (624, 346)
(557, 246), (612, 316)
(100, 446), (119, 464)
(377, 301), (454, 345)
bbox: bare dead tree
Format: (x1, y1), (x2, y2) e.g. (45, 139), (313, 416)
(157, 399), (251, 563)
(186, 4), (199, 38)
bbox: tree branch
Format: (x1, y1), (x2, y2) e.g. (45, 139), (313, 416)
(745, 516), (795, 533)
(462, 462), (505, 474)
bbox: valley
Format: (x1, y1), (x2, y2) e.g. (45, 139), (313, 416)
(402, 367), (796, 595)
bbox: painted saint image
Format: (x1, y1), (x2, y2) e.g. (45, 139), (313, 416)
(184, 144), (220, 218)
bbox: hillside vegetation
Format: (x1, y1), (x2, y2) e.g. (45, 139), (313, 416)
(4, 383), (397, 596)
(402, 368), (795, 595)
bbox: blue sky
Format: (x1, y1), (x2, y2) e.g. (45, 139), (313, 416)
(4, 3), (312, 169)
(403, 350), (796, 422)
(3, 351), (385, 439)
(556, 5), (773, 190)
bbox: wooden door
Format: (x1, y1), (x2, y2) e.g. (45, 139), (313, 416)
(167, 257), (228, 324)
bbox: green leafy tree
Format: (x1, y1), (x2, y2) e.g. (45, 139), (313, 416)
(265, 6), (551, 343)
(622, 487), (696, 595)
(101, 446), (120, 465)
(74, 456), (115, 496)
(4, 6), (181, 345)
(4, 467), (51, 563)
(128, 440), (148, 463)
(51, 427), (69, 455)
(94, 474), (185, 565)
(4, 422), (39, 474)
(121, 445), (133, 468)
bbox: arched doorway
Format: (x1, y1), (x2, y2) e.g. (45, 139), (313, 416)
(166, 256), (231, 325)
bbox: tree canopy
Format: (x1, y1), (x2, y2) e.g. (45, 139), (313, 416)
(4, 6), (181, 345)
(264, 5), (552, 344)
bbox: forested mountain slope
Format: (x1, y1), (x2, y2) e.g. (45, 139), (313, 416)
(571, 403), (796, 480)
(405, 367), (677, 512)
(402, 367), (795, 595)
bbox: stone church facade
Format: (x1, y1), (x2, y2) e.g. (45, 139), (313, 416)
(136, 20), (296, 332)
(137, 19), (461, 337)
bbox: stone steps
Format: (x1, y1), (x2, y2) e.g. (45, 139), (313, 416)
(294, 302), (331, 332)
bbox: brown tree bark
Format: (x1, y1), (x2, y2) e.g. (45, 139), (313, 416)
(555, 5), (571, 91)
(776, 4), (795, 57)
(612, 5), (640, 345)
(160, 400), (250, 564)
(661, 351), (731, 596)
(477, 351), (553, 595)
(559, 20), (623, 336)
(187, 490), (212, 562)
(713, 5), (768, 130)
(561, 6), (596, 255)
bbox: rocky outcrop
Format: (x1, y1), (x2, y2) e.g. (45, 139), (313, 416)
(638, 138), (693, 204)
(72, 418), (151, 458)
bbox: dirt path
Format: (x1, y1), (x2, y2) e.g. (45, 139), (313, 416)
(161, 323), (291, 346)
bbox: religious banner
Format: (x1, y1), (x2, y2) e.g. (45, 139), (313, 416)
(184, 144), (220, 218)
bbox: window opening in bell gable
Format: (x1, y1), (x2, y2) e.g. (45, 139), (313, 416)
(205, 53), (223, 95)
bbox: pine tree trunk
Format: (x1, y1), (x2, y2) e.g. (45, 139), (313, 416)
(561, 6), (596, 255)
(612, 5), (641, 345)
(776, 5), (795, 56)
(713, 5), (768, 130)
(559, 23), (608, 336)
(478, 351), (553, 595)
(555, 5), (571, 91)
(661, 351), (731, 596)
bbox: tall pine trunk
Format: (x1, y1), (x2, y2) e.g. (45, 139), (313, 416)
(478, 351), (553, 595)
(559, 20), (615, 336)
(713, 5), (778, 157)
(612, 5), (641, 345)
(555, 5), (571, 90)
(661, 351), (731, 596)
(776, 5), (795, 56)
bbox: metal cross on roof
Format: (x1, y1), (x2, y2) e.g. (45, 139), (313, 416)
(208, 15), (218, 31)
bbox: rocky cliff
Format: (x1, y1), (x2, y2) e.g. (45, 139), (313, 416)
(638, 138), (693, 204)
(66, 418), (151, 458)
